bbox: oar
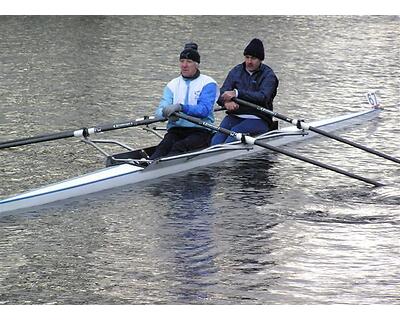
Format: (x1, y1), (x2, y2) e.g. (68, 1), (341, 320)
(0, 116), (167, 149)
(174, 112), (385, 187)
(233, 97), (400, 165)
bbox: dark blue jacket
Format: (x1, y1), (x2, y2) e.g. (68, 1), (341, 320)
(218, 62), (279, 123)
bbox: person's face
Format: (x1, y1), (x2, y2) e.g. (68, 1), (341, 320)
(180, 59), (198, 77)
(244, 55), (261, 72)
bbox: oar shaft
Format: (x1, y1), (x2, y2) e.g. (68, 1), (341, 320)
(233, 97), (400, 165)
(93, 116), (167, 134)
(308, 125), (400, 164)
(253, 139), (384, 187)
(174, 111), (384, 187)
(233, 97), (293, 123)
(0, 130), (77, 149)
(0, 116), (167, 149)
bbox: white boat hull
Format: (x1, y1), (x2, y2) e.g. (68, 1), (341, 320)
(0, 107), (380, 215)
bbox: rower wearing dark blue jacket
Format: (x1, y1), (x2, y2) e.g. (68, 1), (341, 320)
(211, 38), (279, 145)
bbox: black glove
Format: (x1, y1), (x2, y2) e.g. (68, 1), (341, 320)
(162, 103), (182, 118)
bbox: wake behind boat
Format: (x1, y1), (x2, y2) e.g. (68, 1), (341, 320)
(0, 97), (388, 216)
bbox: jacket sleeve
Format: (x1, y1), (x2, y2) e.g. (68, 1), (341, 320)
(155, 86), (174, 118)
(237, 70), (279, 106)
(217, 69), (236, 106)
(181, 82), (218, 118)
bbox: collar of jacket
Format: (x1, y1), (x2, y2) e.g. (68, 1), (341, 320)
(181, 69), (201, 80)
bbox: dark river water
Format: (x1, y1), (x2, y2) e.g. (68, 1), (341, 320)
(0, 16), (399, 305)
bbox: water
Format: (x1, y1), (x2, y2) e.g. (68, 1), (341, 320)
(0, 16), (399, 304)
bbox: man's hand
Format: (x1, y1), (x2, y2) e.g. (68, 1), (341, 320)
(221, 90), (237, 102)
(162, 103), (182, 118)
(224, 101), (239, 111)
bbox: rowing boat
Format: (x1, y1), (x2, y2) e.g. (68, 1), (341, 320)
(0, 104), (382, 216)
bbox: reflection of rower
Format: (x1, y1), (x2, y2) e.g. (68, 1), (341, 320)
(149, 172), (217, 302)
(211, 38), (279, 145)
(149, 42), (219, 160)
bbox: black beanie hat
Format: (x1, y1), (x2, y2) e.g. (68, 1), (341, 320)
(180, 42), (200, 63)
(243, 38), (265, 61)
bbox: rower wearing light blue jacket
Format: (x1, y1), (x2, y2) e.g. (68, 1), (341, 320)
(155, 72), (217, 130)
(150, 42), (219, 160)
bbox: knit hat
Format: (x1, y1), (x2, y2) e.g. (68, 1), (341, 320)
(243, 38), (265, 60)
(180, 42), (200, 63)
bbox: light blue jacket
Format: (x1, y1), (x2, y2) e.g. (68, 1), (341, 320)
(155, 73), (219, 129)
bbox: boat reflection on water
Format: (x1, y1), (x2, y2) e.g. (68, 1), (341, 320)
(145, 157), (281, 303)
(212, 156), (278, 206)
(147, 172), (219, 302)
